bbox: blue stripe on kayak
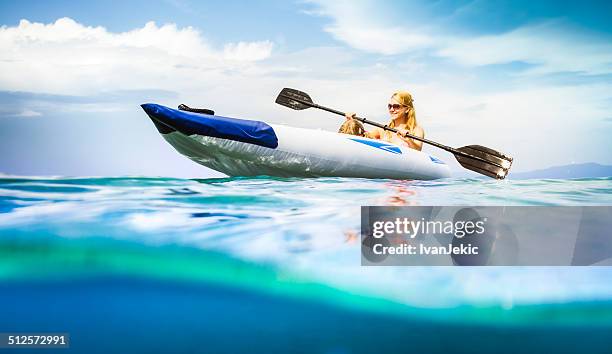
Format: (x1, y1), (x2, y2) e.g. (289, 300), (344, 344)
(141, 103), (278, 149)
(429, 156), (445, 164)
(348, 138), (402, 154)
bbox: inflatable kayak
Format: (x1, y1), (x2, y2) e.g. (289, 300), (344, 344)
(141, 103), (451, 180)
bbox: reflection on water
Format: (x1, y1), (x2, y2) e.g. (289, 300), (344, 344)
(384, 180), (418, 205)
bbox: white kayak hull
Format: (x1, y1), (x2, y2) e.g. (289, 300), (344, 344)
(142, 103), (451, 180)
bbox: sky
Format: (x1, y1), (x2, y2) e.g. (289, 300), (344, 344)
(0, 0), (611, 177)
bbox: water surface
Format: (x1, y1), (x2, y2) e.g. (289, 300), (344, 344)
(1, 176), (611, 353)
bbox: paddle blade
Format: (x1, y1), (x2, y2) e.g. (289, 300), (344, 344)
(456, 145), (513, 179)
(275, 88), (313, 110)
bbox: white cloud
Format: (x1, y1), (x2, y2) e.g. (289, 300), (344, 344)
(0, 17), (274, 95)
(438, 21), (612, 75)
(324, 24), (433, 55)
(305, 1), (612, 76)
(0, 107), (43, 118)
(305, 0), (434, 55)
(223, 41), (274, 61)
(16, 109), (42, 117)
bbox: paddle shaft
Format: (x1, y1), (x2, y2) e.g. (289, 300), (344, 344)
(285, 94), (501, 167)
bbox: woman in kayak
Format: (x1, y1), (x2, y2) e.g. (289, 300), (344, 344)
(339, 91), (424, 151)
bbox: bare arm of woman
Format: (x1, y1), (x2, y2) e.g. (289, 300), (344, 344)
(395, 125), (424, 151)
(364, 129), (381, 139)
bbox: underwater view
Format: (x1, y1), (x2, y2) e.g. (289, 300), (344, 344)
(1, 176), (612, 353)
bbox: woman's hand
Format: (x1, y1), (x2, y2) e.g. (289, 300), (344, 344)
(396, 128), (409, 138)
(394, 126), (424, 151)
(345, 112), (356, 121)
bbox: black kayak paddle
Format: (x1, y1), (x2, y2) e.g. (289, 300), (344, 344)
(275, 88), (513, 179)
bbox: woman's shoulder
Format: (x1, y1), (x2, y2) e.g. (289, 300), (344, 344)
(398, 122), (423, 132)
(408, 124), (424, 137)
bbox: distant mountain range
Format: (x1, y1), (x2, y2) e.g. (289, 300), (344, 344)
(509, 163), (612, 179)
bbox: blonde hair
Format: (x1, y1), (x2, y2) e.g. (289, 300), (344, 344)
(338, 119), (365, 136)
(384, 91), (417, 141)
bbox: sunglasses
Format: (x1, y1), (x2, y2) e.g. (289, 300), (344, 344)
(387, 103), (404, 110)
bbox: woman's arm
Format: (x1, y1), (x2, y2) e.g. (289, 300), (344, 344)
(395, 126), (424, 151)
(364, 129), (381, 139)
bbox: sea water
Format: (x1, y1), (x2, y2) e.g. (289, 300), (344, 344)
(1, 176), (612, 353)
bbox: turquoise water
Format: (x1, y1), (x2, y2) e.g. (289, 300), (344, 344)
(1, 176), (612, 353)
